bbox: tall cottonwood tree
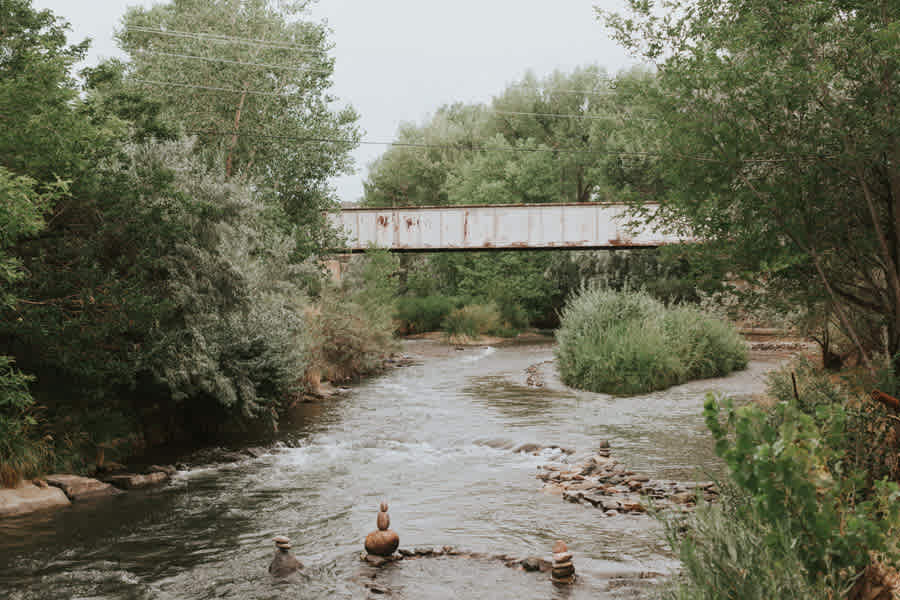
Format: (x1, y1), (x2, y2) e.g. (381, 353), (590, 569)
(118, 0), (359, 253)
(601, 0), (900, 373)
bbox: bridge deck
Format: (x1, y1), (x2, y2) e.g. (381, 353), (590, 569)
(329, 203), (682, 252)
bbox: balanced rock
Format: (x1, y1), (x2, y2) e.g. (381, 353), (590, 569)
(364, 501), (399, 557)
(551, 540), (575, 585)
(269, 536), (303, 577)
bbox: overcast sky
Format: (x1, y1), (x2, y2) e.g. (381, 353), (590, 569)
(32, 0), (638, 203)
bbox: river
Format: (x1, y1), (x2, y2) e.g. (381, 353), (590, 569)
(0, 340), (782, 599)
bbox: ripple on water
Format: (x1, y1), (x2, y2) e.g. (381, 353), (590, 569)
(0, 343), (784, 599)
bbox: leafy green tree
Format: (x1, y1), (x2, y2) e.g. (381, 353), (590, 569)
(117, 0), (359, 254)
(600, 0), (900, 373)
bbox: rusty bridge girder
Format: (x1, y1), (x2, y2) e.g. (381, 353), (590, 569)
(329, 203), (685, 252)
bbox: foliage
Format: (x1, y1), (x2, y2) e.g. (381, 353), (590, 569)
(555, 288), (746, 394)
(703, 393), (900, 588)
(661, 488), (831, 600)
(118, 0), (359, 255)
(306, 250), (399, 383)
(441, 304), (502, 339)
(0, 357), (51, 487)
(600, 0), (900, 373)
(769, 359), (900, 489)
(146, 140), (310, 431)
(395, 295), (462, 334)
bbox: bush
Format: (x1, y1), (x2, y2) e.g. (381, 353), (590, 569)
(442, 303), (502, 338)
(0, 357), (51, 487)
(700, 392), (900, 592)
(306, 250), (399, 384)
(661, 488), (831, 600)
(395, 295), (462, 334)
(555, 288), (746, 394)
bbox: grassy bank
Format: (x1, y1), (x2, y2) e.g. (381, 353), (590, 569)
(555, 288), (747, 395)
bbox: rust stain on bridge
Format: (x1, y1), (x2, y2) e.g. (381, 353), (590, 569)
(330, 202), (685, 252)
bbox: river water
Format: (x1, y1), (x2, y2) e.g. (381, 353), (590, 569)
(0, 341), (781, 599)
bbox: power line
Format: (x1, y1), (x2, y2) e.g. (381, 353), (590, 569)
(130, 78), (652, 121)
(137, 49), (331, 73)
(183, 129), (647, 155)
(123, 25), (326, 53)
(182, 130), (820, 164)
(131, 78), (297, 97)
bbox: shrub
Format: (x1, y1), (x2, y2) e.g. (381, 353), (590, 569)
(442, 303), (502, 338)
(556, 288), (746, 394)
(661, 488), (830, 600)
(701, 393), (900, 591)
(0, 357), (51, 487)
(395, 295), (461, 334)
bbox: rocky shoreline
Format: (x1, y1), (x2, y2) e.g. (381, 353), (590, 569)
(537, 442), (719, 515)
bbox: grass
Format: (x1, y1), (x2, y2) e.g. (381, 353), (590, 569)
(555, 288), (747, 394)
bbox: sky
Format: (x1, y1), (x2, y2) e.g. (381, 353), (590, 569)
(32, 0), (638, 203)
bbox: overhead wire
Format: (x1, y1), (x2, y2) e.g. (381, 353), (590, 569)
(123, 25), (326, 52)
(130, 78), (656, 121)
(136, 49), (331, 73)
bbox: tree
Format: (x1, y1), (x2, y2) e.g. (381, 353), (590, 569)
(600, 0), (900, 373)
(117, 0), (359, 254)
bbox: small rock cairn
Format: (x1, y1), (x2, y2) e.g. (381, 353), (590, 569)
(365, 502), (400, 558)
(551, 540), (575, 585)
(269, 535), (303, 577)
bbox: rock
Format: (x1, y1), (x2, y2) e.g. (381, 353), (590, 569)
(550, 540), (575, 585)
(521, 556), (551, 572)
(269, 549), (303, 577)
(597, 440), (611, 449)
(365, 502), (399, 557)
(398, 548), (415, 557)
(0, 481), (70, 517)
(621, 501), (646, 513)
(31, 478), (48, 488)
(269, 536), (302, 577)
(104, 472), (168, 490)
(44, 474), (120, 501)
(364, 554), (389, 567)
(243, 447), (267, 459)
(147, 464), (177, 476)
(365, 530), (399, 557)
(671, 491), (697, 505)
(514, 443), (543, 454)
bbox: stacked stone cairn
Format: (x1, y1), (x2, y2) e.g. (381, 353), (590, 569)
(550, 540), (575, 585)
(269, 535), (303, 577)
(364, 502), (400, 558)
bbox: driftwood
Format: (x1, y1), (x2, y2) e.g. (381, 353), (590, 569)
(870, 390), (900, 412)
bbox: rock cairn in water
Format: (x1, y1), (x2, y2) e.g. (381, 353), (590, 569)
(364, 502), (400, 557)
(551, 540), (575, 585)
(269, 536), (303, 577)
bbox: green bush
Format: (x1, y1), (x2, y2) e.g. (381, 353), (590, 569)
(661, 488), (830, 600)
(395, 295), (462, 334)
(555, 288), (746, 394)
(701, 393), (900, 591)
(0, 357), (51, 487)
(442, 303), (502, 338)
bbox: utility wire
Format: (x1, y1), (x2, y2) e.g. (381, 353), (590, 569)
(123, 25), (325, 52)
(131, 78), (298, 97)
(183, 129), (646, 155)
(130, 78), (651, 121)
(137, 49), (331, 73)
(183, 130), (818, 163)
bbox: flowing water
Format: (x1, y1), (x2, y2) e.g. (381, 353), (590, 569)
(0, 341), (782, 599)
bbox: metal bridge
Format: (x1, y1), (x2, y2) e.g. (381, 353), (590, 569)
(329, 202), (683, 252)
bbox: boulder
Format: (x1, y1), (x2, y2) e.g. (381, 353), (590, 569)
(269, 549), (303, 577)
(104, 472), (168, 490)
(44, 474), (120, 501)
(0, 481), (70, 517)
